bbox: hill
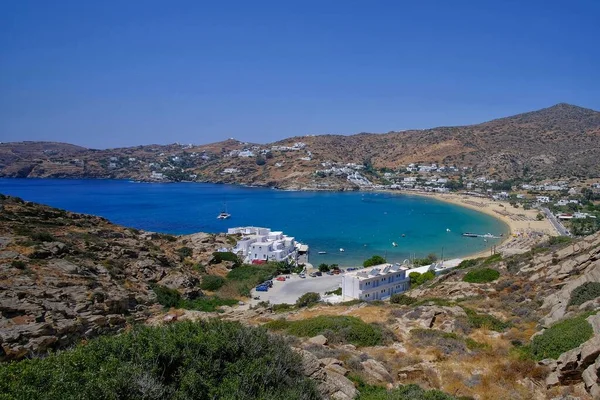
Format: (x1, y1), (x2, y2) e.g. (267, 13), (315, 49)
(1, 103), (599, 188)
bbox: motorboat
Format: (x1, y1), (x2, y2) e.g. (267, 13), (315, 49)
(318, 251), (327, 254)
(446, 228), (451, 232)
(392, 242), (398, 247)
(462, 232), (478, 237)
(217, 202), (231, 219)
(339, 248), (345, 252)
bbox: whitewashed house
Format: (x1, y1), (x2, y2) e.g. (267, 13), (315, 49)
(537, 196), (551, 203)
(342, 264), (410, 301)
(228, 227), (302, 263)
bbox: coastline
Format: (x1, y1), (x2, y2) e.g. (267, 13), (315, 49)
(396, 190), (558, 259)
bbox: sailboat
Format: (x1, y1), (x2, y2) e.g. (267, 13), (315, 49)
(217, 202), (231, 219)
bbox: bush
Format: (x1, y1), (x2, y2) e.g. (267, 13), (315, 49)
(151, 284), (237, 312)
(456, 258), (479, 269)
(569, 282), (600, 307)
(390, 294), (417, 305)
(31, 231), (55, 243)
(482, 253), (502, 266)
(352, 375), (457, 400)
(463, 268), (500, 283)
(151, 284), (182, 308)
(409, 271), (435, 287)
(363, 255), (386, 268)
(325, 288), (342, 296)
(531, 314), (594, 360)
(266, 316), (385, 347)
(200, 275), (225, 291)
(0, 320), (320, 399)
(210, 251), (241, 267)
(548, 236), (573, 246)
(296, 292), (320, 307)
(412, 253), (437, 267)
(462, 307), (509, 332)
(11, 260), (27, 270)
(223, 264), (278, 297)
(176, 246), (193, 260)
(318, 263), (330, 272)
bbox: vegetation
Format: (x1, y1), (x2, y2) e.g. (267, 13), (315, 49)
(411, 329), (488, 353)
(151, 284), (237, 312)
(325, 287), (342, 296)
(199, 275), (225, 291)
(463, 268), (500, 283)
(0, 320), (320, 400)
(412, 253), (437, 267)
(481, 253), (502, 266)
(296, 292), (321, 307)
(223, 264), (278, 297)
(210, 251), (241, 268)
(363, 255), (386, 268)
(11, 260), (27, 270)
(568, 282), (600, 306)
(318, 263), (330, 272)
(176, 246), (193, 260)
(390, 294), (417, 306)
(408, 271), (435, 287)
(531, 314), (594, 360)
(548, 236), (573, 246)
(462, 307), (509, 332)
(265, 315), (386, 347)
(456, 258), (479, 269)
(351, 374), (456, 400)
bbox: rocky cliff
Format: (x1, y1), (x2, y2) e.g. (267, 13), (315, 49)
(0, 194), (234, 360)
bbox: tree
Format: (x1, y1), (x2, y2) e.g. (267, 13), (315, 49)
(296, 292), (320, 307)
(363, 255), (386, 268)
(318, 263), (330, 272)
(330, 264), (340, 271)
(536, 213), (544, 221)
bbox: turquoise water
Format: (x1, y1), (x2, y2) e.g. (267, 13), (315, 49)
(0, 179), (508, 266)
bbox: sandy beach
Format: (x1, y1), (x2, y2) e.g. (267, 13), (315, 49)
(396, 191), (559, 259)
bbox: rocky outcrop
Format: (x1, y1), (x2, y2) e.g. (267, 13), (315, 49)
(545, 334), (600, 397)
(0, 195), (236, 360)
(295, 349), (358, 400)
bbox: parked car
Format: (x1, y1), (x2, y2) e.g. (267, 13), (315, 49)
(255, 285), (268, 292)
(299, 274), (306, 278)
(333, 270), (340, 275)
(262, 280), (273, 288)
(315, 271), (322, 276)
(309, 272), (317, 277)
(276, 276), (286, 281)
(326, 271), (334, 275)
(347, 267), (357, 271)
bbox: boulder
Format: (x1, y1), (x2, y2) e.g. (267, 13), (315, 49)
(309, 335), (328, 346)
(360, 359), (393, 383)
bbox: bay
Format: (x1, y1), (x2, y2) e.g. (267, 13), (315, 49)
(0, 178), (508, 266)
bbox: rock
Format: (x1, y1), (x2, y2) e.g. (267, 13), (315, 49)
(580, 335), (600, 367)
(546, 372), (560, 388)
(295, 349), (357, 399)
(325, 371), (358, 400)
(309, 335), (328, 346)
(360, 359), (393, 383)
(587, 314), (600, 335)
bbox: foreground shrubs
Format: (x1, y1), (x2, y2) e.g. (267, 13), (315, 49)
(390, 294), (417, 305)
(296, 292), (321, 307)
(0, 320), (320, 400)
(352, 374), (456, 400)
(264, 316), (386, 347)
(568, 282), (600, 307)
(200, 275), (225, 291)
(462, 307), (509, 332)
(463, 268), (500, 283)
(531, 314), (594, 360)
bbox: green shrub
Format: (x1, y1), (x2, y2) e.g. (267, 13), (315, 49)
(363, 255), (386, 268)
(482, 253), (502, 266)
(568, 282), (600, 307)
(390, 294), (417, 305)
(548, 236), (573, 246)
(267, 316), (385, 347)
(176, 246), (193, 260)
(31, 231), (55, 243)
(296, 292), (321, 307)
(263, 319), (292, 330)
(462, 307), (509, 332)
(0, 320), (320, 399)
(272, 303), (295, 313)
(200, 275), (225, 291)
(351, 374), (457, 400)
(412, 253), (437, 267)
(409, 271), (436, 287)
(456, 258), (479, 269)
(11, 260), (27, 270)
(463, 268), (500, 283)
(318, 263), (330, 272)
(325, 288), (342, 296)
(211, 252), (242, 267)
(151, 284), (237, 312)
(531, 314), (594, 360)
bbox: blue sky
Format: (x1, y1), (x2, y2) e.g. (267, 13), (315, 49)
(1, 0), (599, 149)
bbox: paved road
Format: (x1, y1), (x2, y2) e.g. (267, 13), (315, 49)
(250, 274), (342, 305)
(542, 207), (570, 236)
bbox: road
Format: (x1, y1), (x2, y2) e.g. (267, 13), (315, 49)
(250, 274), (342, 305)
(542, 207), (570, 236)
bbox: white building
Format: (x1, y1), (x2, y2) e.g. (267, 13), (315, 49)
(228, 227), (302, 263)
(537, 196), (551, 203)
(342, 263), (410, 301)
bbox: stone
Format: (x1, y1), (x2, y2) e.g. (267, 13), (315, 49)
(546, 371), (560, 388)
(309, 335), (328, 346)
(360, 359), (393, 383)
(580, 336), (600, 367)
(587, 314), (600, 335)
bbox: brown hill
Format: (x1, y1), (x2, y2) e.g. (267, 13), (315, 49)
(1, 103), (599, 186)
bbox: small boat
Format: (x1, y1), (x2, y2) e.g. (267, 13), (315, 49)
(217, 202), (231, 219)
(462, 232), (478, 237)
(446, 228), (451, 232)
(318, 251), (327, 254)
(401, 234), (406, 237)
(339, 248), (345, 252)
(392, 242), (398, 247)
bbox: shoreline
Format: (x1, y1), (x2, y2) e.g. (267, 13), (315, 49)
(396, 190), (558, 259)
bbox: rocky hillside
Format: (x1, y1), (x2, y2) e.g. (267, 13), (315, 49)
(1, 103), (599, 188)
(0, 194), (237, 361)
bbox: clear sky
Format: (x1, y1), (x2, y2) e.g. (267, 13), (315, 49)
(1, 0), (599, 149)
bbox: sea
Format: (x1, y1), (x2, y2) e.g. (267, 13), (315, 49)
(0, 179), (508, 267)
